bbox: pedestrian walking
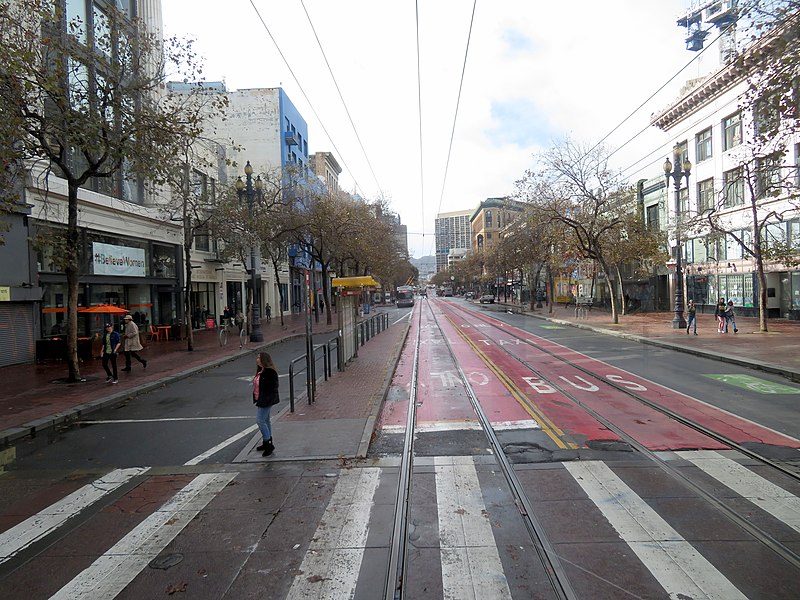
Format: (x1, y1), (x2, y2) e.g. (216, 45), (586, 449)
(265, 302), (271, 322)
(121, 314), (147, 371)
(686, 300), (698, 335)
(253, 351), (280, 457)
(714, 298), (727, 333)
(101, 322), (121, 383)
(726, 300), (738, 333)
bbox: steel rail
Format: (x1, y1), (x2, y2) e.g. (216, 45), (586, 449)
(430, 301), (579, 600)
(444, 301), (800, 571)
(384, 300), (423, 600)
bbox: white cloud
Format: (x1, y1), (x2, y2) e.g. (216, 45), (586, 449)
(162, 0), (716, 258)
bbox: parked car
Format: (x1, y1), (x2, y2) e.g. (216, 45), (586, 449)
(479, 294), (495, 304)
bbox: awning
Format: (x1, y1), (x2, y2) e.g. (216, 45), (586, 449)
(331, 276), (380, 289)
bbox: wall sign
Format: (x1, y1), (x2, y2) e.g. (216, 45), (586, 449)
(92, 242), (146, 277)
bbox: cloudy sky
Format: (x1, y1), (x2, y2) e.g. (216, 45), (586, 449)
(162, 0), (725, 258)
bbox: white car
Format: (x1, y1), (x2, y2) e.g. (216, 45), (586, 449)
(479, 294), (495, 304)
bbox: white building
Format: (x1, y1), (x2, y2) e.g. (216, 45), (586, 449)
(648, 27), (800, 319)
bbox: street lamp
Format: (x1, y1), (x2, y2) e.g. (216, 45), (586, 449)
(236, 161), (264, 343)
(663, 144), (691, 329)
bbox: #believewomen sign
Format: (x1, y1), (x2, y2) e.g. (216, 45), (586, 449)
(93, 242), (146, 277)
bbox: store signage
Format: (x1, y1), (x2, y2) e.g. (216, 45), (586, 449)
(0, 287), (9, 301)
(92, 242), (146, 277)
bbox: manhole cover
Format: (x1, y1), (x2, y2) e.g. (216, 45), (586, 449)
(149, 553), (184, 570)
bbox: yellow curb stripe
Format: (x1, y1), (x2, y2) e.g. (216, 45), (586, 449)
(445, 315), (574, 450)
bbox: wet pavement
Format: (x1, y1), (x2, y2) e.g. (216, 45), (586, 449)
(1, 300), (798, 458)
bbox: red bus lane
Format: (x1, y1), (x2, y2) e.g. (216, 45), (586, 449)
(435, 311), (620, 448)
(446, 306), (800, 451)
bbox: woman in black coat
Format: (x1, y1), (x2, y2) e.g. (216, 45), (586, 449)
(253, 351), (280, 456)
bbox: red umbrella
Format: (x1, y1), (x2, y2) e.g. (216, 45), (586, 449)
(78, 304), (129, 314)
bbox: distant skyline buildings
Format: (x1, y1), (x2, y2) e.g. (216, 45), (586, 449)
(434, 210), (471, 273)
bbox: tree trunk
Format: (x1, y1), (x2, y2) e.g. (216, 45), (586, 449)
(271, 258), (285, 327)
(547, 266), (555, 314)
(66, 181), (81, 382)
(183, 173), (194, 351)
(616, 265), (626, 316)
(599, 259), (619, 324)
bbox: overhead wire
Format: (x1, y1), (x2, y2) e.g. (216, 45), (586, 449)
(247, 0), (365, 197)
(298, 0), (385, 201)
(428, 0), (478, 258)
(415, 0), (426, 254)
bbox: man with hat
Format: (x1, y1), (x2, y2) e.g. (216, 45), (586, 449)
(121, 314), (147, 371)
(101, 322), (122, 383)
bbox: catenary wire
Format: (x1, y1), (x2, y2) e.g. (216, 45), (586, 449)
(247, 0), (366, 197)
(298, 0), (385, 201)
(415, 0), (426, 255)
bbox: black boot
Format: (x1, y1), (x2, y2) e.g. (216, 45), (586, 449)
(256, 440), (268, 451)
(262, 438), (274, 457)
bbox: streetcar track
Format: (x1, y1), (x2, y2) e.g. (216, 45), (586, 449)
(438, 299), (800, 571)
(386, 297), (578, 600)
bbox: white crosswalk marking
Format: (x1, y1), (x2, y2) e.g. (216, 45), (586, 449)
(565, 460), (747, 600)
(0, 467), (148, 564)
(286, 467), (381, 599)
(50, 472), (236, 600)
(678, 450), (800, 533)
(435, 456), (511, 600)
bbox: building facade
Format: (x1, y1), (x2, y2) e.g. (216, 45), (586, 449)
(650, 36), (800, 319)
(0, 0), (189, 367)
(434, 210), (472, 273)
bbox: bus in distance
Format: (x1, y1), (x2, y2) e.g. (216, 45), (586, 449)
(396, 286), (415, 308)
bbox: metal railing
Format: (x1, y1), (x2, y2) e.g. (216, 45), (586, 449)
(286, 336), (346, 412)
(286, 312), (389, 411)
(357, 312), (389, 346)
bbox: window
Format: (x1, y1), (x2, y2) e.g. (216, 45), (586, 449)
(66, 0), (88, 44)
(645, 204), (659, 230)
(795, 143), (800, 187)
(789, 219), (800, 251)
(756, 156), (782, 198)
(194, 223), (210, 252)
(485, 210), (493, 228)
(696, 128), (712, 162)
(723, 167), (744, 207)
(763, 222), (787, 252)
(722, 112), (742, 150)
(191, 169), (207, 201)
(754, 95), (780, 137)
(697, 178), (714, 212)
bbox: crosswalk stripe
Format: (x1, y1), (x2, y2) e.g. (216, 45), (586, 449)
(435, 456), (511, 600)
(0, 467), (148, 564)
(50, 472), (236, 600)
(286, 467), (381, 599)
(565, 460), (747, 600)
(677, 450), (800, 533)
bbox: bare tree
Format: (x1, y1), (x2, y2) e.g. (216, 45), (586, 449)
(516, 139), (631, 323)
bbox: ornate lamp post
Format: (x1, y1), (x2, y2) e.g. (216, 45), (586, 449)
(236, 161), (264, 343)
(663, 144), (691, 329)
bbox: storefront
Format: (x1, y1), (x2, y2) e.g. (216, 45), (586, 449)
(37, 227), (182, 342)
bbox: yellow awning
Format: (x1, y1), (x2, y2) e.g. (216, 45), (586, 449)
(331, 276), (380, 289)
